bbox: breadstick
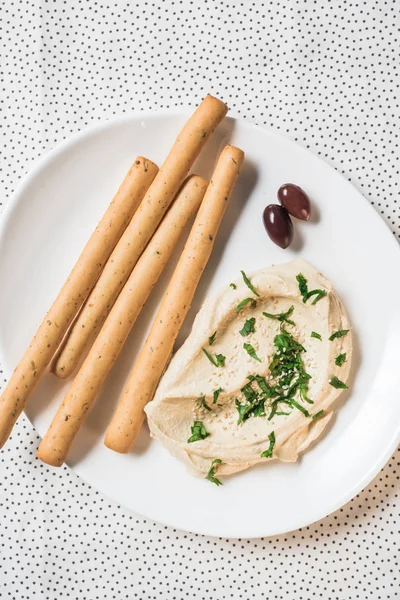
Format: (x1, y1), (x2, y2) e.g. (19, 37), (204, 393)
(36, 175), (207, 467)
(0, 157), (158, 449)
(53, 95), (228, 380)
(105, 145), (244, 454)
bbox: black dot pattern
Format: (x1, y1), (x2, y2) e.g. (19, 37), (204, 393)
(0, 1), (399, 598)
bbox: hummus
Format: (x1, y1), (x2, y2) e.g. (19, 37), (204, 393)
(145, 259), (352, 479)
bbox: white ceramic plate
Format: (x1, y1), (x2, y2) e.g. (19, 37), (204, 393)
(0, 113), (399, 538)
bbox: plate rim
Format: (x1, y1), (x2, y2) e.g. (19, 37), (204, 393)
(1, 110), (399, 538)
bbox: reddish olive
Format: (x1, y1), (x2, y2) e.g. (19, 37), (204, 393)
(263, 205), (294, 249)
(278, 183), (311, 221)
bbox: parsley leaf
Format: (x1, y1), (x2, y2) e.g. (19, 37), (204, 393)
(215, 354), (226, 366)
(202, 347), (226, 367)
(252, 402), (267, 417)
(213, 388), (223, 404)
(296, 272), (326, 305)
(235, 379), (269, 424)
(236, 297), (257, 312)
(289, 398), (310, 417)
(243, 343), (262, 362)
(241, 381), (259, 402)
(312, 410), (325, 421)
(263, 305), (295, 326)
(261, 431), (275, 459)
(268, 398), (293, 421)
(307, 289), (326, 305)
(241, 270), (260, 297)
(206, 459), (223, 486)
(197, 395), (211, 411)
(329, 329), (350, 341)
(230, 282), (237, 289)
(298, 373), (313, 404)
(239, 317), (256, 337)
(265, 323), (316, 420)
(248, 374), (273, 396)
(208, 331), (217, 345)
(235, 399), (250, 424)
(296, 273), (308, 300)
(274, 330), (305, 354)
(311, 331), (322, 340)
(335, 353), (347, 367)
(187, 421), (209, 443)
(329, 376), (348, 389)
(236, 396), (265, 424)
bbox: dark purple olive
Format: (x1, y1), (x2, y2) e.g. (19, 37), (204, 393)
(278, 183), (311, 221)
(263, 205), (294, 249)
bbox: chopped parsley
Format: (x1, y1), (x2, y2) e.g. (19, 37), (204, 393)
(298, 372), (313, 404)
(289, 398), (310, 417)
(261, 431), (276, 459)
(335, 353), (347, 367)
(239, 317), (256, 337)
(243, 343), (262, 362)
(236, 297), (257, 312)
(273, 330), (305, 355)
(266, 325), (314, 420)
(236, 397), (264, 424)
(311, 331), (322, 340)
(236, 392), (264, 423)
(312, 410), (325, 421)
(235, 377), (273, 424)
(267, 398), (293, 421)
(241, 270), (260, 297)
(197, 395), (211, 411)
(213, 388), (223, 404)
(263, 305), (295, 326)
(329, 376), (348, 389)
(202, 347), (226, 367)
(329, 329), (350, 341)
(296, 272), (326, 305)
(187, 421), (209, 443)
(234, 312), (315, 425)
(230, 282), (237, 289)
(206, 459), (223, 486)
(248, 374), (271, 395)
(296, 272), (308, 299)
(306, 289), (326, 304)
(208, 331), (217, 345)
(268, 396), (310, 419)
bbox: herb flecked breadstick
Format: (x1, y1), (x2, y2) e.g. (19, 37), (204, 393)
(36, 175), (207, 467)
(0, 157), (158, 448)
(104, 145), (245, 454)
(52, 95), (228, 379)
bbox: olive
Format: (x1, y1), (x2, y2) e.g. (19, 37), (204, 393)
(278, 183), (311, 221)
(263, 205), (294, 249)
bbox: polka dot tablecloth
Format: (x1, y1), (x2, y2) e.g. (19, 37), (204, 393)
(1, 1), (399, 598)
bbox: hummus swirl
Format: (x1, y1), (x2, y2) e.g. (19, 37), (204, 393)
(145, 259), (352, 478)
